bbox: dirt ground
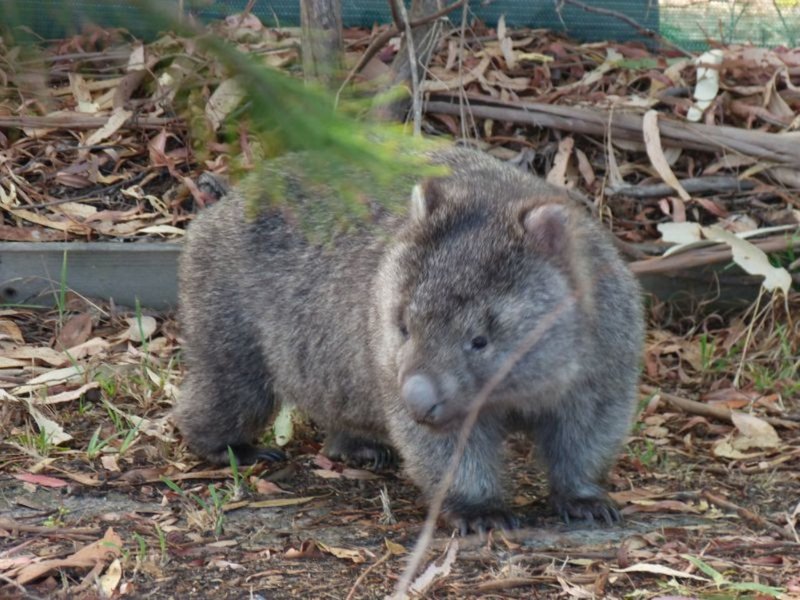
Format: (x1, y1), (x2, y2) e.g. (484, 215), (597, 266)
(2, 356), (799, 599)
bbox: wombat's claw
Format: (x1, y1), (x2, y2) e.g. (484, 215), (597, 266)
(374, 445), (397, 470)
(553, 495), (620, 526)
(326, 436), (398, 471)
(445, 508), (519, 536)
(350, 444), (397, 471)
(229, 444), (287, 465)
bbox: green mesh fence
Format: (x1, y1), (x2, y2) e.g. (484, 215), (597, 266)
(4, 0), (654, 43)
(0, 0), (798, 49)
(659, 0), (800, 50)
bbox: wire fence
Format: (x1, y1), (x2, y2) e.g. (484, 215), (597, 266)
(0, 0), (798, 49)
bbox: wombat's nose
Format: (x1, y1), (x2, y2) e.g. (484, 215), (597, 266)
(401, 374), (441, 424)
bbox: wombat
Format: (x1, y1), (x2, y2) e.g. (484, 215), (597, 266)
(174, 147), (644, 533)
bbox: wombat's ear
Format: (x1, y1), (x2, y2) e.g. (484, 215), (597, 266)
(520, 204), (570, 256)
(409, 180), (443, 223)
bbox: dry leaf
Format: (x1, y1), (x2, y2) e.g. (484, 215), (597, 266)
(574, 148), (595, 186)
(101, 455), (121, 472)
(137, 225), (185, 236)
(125, 316), (158, 342)
(85, 108), (133, 147)
(341, 468), (380, 480)
(701, 226), (791, 293)
(254, 479), (286, 495)
(18, 365), (85, 388)
(0, 319), (25, 343)
(713, 436), (754, 459)
(546, 136), (574, 187)
(284, 540), (322, 559)
(497, 15), (516, 70)
(98, 558), (122, 596)
(15, 528), (122, 585)
(273, 403), (296, 446)
(730, 412), (781, 450)
(21, 399), (73, 445)
(410, 540), (459, 595)
(317, 541), (368, 563)
(612, 562), (708, 581)
(3, 346), (68, 367)
(687, 50), (723, 122)
(385, 539), (406, 555)
(657, 222), (702, 245)
(12, 473), (69, 488)
(65, 337), (110, 360)
(55, 313), (93, 349)
(312, 469), (342, 479)
(206, 78), (245, 131)
(32, 382), (99, 405)
(58, 201), (97, 220)
(248, 497), (316, 509)
(643, 110), (690, 201)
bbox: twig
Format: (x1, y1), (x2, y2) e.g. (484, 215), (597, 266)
(393, 299), (574, 597)
(555, 0), (692, 57)
(700, 490), (796, 541)
(0, 115), (180, 130)
(345, 549), (392, 600)
(239, 0), (257, 21)
(609, 176), (757, 199)
(395, 0), (422, 135)
(640, 384), (798, 429)
(336, 0), (465, 101)
(457, 0), (471, 140)
(734, 286), (764, 388)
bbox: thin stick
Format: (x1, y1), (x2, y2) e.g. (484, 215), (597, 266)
(392, 298), (573, 597)
(336, 0), (465, 103)
(701, 489), (795, 541)
(395, 0), (422, 135)
(734, 286), (764, 388)
(457, 0), (470, 140)
(640, 384), (798, 429)
(345, 550), (392, 600)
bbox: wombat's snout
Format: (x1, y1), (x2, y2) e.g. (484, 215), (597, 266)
(401, 374), (444, 426)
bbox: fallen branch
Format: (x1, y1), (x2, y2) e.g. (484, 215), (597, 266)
(641, 385), (799, 429)
(610, 176), (757, 199)
(700, 490), (796, 541)
(425, 94), (800, 164)
(0, 114), (179, 130)
(629, 234), (800, 276)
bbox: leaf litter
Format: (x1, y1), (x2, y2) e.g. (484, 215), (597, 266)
(1, 8), (799, 600)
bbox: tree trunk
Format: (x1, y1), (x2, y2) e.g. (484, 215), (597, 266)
(371, 0), (444, 122)
(300, 0), (344, 88)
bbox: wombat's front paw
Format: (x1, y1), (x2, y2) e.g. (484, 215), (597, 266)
(228, 444), (287, 465)
(349, 442), (397, 471)
(551, 494), (620, 525)
(443, 504), (520, 536)
(324, 434), (398, 471)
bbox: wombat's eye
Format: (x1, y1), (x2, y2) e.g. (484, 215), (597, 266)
(470, 335), (488, 350)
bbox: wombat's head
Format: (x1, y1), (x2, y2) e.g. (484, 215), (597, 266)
(375, 152), (595, 430)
